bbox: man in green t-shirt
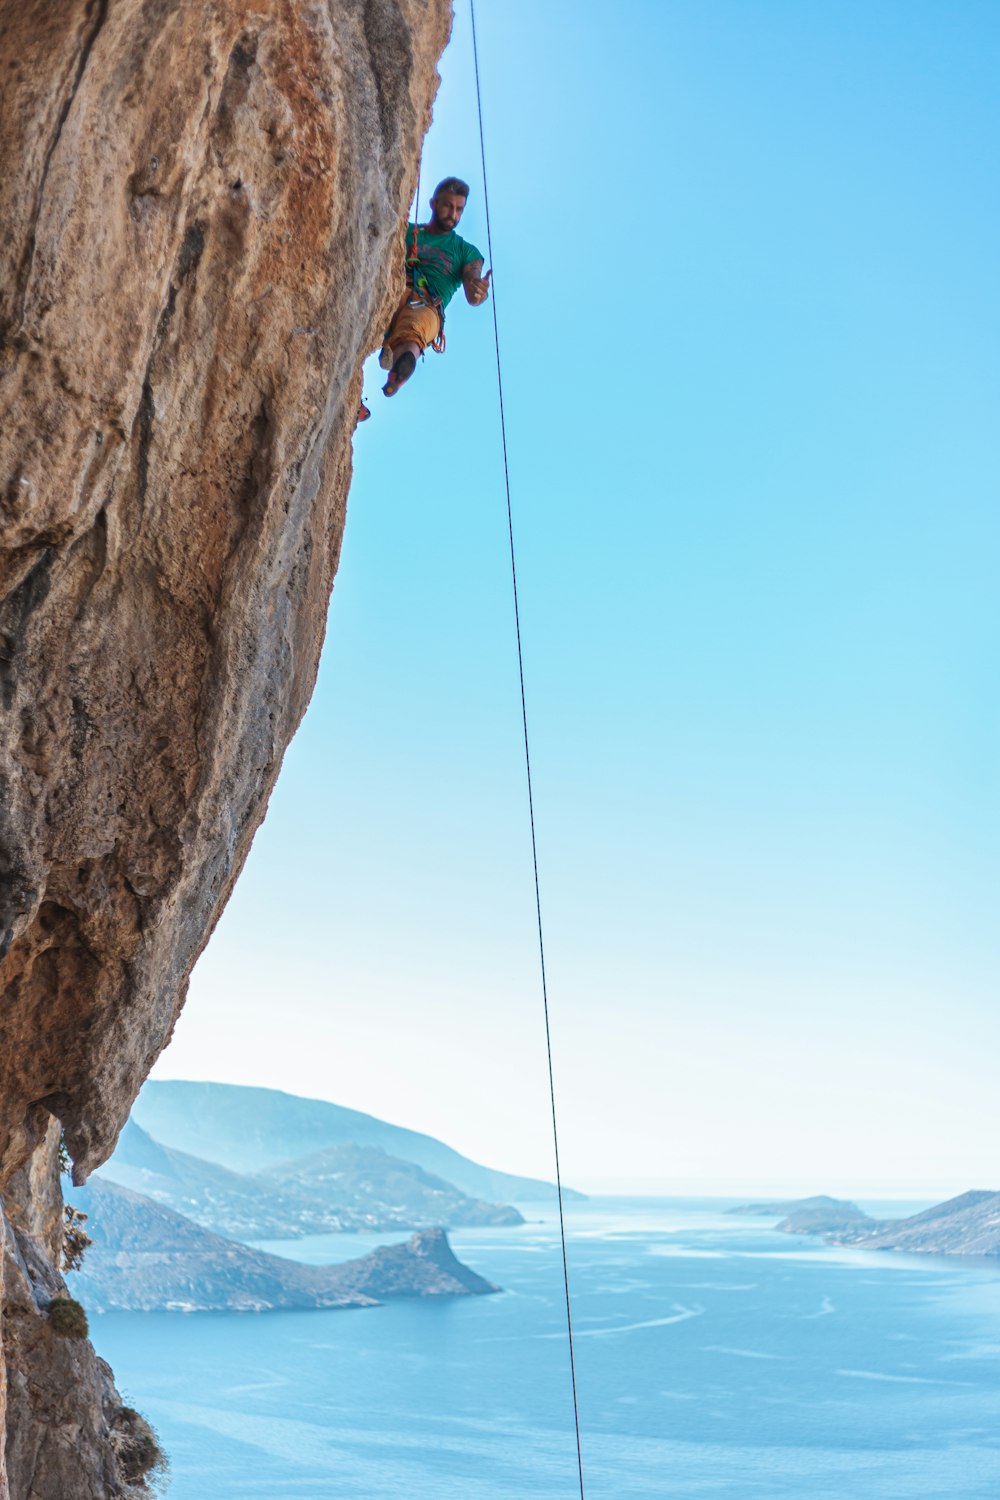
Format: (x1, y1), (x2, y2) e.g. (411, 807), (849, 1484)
(377, 176), (490, 401)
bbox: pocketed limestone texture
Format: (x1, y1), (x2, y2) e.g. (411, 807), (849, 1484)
(0, 1), (450, 1494)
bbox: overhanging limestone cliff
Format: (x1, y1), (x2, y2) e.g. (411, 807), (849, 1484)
(0, 1), (451, 1493)
(0, 0), (450, 1176)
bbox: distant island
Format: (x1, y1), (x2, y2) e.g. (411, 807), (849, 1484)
(66, 1080), (577, 1314)
(728, 1191), (1000, 1257)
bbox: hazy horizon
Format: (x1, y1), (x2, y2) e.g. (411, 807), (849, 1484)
(140, 1072), (975, 1207)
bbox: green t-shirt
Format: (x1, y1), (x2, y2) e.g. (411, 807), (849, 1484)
(405, 223), (483, 309)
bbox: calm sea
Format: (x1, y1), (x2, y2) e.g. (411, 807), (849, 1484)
(88, 1197), (1000, 1499)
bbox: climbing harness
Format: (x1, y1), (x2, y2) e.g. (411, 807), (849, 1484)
(403, 246), (447, 354)
(407, 275), (446, 354)
(469, 2), (586, 1496)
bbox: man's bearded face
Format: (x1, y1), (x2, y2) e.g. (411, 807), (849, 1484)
(430, 191), (466, 231)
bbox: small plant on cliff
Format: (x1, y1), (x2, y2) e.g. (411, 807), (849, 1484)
(47, 1294), (89, 1339)
(113, 1404), (170, 1496)
(62, 1202), (92, 1272)
(58, 1131), (71, 1174)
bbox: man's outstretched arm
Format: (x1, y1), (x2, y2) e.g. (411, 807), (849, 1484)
(463, 259), (490, 306)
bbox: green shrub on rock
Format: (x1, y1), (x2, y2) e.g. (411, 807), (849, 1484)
(62, 1203), (92, 1272)
(47, 1296), (89, 1339)
(113, 1404), (170, 1493)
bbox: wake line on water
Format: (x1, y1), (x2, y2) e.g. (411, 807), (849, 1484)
(536, 1304), (704, 1339)
(801, 1295), (836, 1320)
(222, 1374), (293, 1397)
(648, 1246), (725, 1259)
(703, 1345), (781, 1361)
(836, 1368), (977, 1387)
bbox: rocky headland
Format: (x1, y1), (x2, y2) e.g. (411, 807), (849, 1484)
(69, 1179), (498, 1314)
(0, 2), (451, 1494)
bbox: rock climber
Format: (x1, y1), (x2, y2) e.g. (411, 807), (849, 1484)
(357, 177), (490, 422)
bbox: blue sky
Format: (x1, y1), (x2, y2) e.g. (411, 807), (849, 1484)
(157, 1), (1000, 1197)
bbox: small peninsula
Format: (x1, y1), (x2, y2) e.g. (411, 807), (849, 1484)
(69, 1179), (499, 1314)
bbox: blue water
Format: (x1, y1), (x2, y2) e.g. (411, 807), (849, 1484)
(89, 1198), (1000, 1498)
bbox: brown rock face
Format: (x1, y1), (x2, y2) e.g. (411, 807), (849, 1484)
(0, 0), (450, 1493)
(1, 1122), (163, 1499)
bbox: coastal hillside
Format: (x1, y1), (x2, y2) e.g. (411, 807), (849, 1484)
(258, 1142), (524, 1228)
(135, 1080), (582, 1202)
(69, 1179), (499, 1314)
(832, 1191), (1000, 1257)
(731, 1191), (1000, 1257)
(99, 1119), (524, 1236)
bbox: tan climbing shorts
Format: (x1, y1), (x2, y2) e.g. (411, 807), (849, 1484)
(384, 292), (441, 354)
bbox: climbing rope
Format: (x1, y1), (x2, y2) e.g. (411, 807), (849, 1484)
(408, 162), (422, 267)
(468, 4), (586, 1497)
(405, 164), (447, 354)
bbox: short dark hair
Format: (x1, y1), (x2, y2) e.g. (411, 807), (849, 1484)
(433, 176), (470, 200)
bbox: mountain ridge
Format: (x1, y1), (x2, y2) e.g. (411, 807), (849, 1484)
(135, 1080), (583, 1203)
(99, 1119), (524, 1237)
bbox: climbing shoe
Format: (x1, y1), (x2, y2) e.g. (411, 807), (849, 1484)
(382, 350), (416, 397)
(378, 344), (395, 371)
(355, 400), (371, 426)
